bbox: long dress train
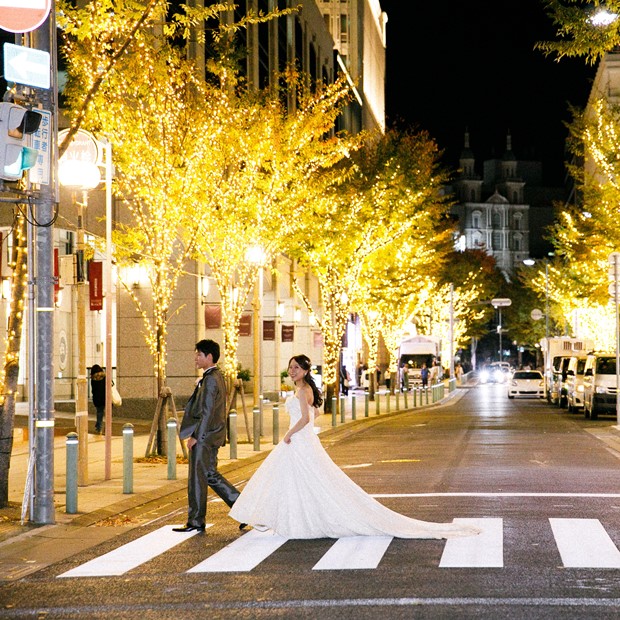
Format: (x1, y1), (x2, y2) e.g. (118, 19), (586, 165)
(229, 395), (479, 540)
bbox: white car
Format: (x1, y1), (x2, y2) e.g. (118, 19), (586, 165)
(507, 370), (544, 399)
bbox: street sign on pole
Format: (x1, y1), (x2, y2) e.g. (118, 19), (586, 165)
(531, 308), (543, 321)
(3, 43), (50, 89)
(0, 0), (51, 33)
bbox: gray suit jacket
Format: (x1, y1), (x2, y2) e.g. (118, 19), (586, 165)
(179, 366), (227, 446)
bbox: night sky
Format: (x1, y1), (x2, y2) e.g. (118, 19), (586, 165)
(379, 0), (596, 186)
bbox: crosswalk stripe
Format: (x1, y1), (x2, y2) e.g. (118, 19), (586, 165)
(57, 525), (208, 577)
(549, 518), (620, 568)
(312, 536), (393, 570)
(439, 518), (503, 568)
(187, 529), (288, 572)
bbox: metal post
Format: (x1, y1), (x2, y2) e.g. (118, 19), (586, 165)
(386, 391), (390, 413)
(351, 395), (356, 420)
(103, 139), (114, 480)
(449, 283), (455, 380)
(167, 418), (177, 480)
(253, 407), (261, 451)
(403, 389), (408, 409)
(375, 391), (380, 415)
(65, 433), (78, 514)
(331, 396), (337, 426)
(122, 423), (133, 494)
(272, 404), (279, 445)
(364, 392), (369, 417)
(614, 254), (620, 423)
(229, 411), (237, 460)
(33, 13), (57, 525)
(395, 391), (399, 411)
(340, 396), (345, 423)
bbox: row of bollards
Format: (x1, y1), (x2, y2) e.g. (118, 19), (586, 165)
(65, 422), (136, 514)
(65, 383), (449, 511)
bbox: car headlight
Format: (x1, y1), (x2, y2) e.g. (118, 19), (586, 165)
(480, 371), (489, 382)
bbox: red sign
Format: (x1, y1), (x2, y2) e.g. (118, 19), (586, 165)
(204, 304), (221, 330)
(263, 320), (275, 341)
(88, 261), (103, 311)
(281, 324), (294, 343)
(238, 314), (252, 337)
(0, 0), (51, 34)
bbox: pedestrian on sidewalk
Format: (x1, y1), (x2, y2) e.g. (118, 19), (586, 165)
(90, 364), (105, 434)
(174, 339), (242, 533)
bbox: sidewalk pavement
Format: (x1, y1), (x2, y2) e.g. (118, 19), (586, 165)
(1, 387), (454, 544)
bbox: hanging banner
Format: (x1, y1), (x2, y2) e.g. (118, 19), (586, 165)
(88, 261), (103, 311)
(281, 324), (294, 343)
(263, 319), (275, 341)
(239, 314), (252, 337)
(204, 304), (221, 330)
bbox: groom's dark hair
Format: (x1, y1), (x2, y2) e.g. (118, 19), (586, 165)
(196, 339), (220, 363)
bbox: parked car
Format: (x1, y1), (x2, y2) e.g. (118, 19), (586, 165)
(583, 353), (618, 419)
(507, 370), (544, 399)
(549, 356), (572, 407)
(566, 356), (588, 413)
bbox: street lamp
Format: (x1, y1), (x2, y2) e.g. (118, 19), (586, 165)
(246, 245), (266, 410)
(523, 257), (550, 338)
(58, 158), (101, 487)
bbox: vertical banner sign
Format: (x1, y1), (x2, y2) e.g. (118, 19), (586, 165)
(88, 261), (103, 311)
(29, 109), (51, 185)
(281, 324), (294, 343)
(53, 247), (59, 301)
(238, 314), (252, 337)
(263, 320), (275, 341)
(204, 304), (221, 330)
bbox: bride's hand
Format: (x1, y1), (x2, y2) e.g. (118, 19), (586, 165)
(283, 432), (292, 444)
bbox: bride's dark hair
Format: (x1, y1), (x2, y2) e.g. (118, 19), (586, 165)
(289, 354), (323, 408)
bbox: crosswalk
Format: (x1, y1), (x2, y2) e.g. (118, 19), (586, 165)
(57, 517), (620, 578)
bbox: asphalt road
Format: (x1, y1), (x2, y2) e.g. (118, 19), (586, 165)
(2, 383), (620, 619)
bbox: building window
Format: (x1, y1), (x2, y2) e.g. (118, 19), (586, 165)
(323, 14), (331, 35)
(472, 211), (481, 229)
(514, 213), (522, 231)
(492, 232), (502, 250)
(340, 14), (348, 43)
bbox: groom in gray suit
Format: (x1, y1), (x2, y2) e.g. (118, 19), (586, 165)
(174, 339), (241, 532)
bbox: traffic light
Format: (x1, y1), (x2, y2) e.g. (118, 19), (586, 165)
(0, 102), (43, 182)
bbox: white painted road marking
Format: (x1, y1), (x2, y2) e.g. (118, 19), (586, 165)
(439, 518), (503, 568)
(58, 525), (208, 577)
(313, 536), (393, 570)
(549, 518), (620, 568)
(188, 528), (287, 572)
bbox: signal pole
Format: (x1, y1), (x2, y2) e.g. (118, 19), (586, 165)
(32, 8), (57, 524)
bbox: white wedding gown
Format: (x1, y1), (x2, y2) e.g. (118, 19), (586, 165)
(229, 395), (479, 540)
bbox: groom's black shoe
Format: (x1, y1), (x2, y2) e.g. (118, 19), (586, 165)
(239, 522), (248, 530)
(172, 524), (205, 532)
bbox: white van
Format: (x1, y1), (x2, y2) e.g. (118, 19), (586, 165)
(565, 355), (587, 413)
(583, 353), (618, 419)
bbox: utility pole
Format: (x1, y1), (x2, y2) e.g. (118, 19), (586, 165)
(32, 8), (57, 524)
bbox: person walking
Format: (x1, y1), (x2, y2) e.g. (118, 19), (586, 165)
(420, 363), (429, 388)
(174, 339), (242, 533)
(229, 354), (479, 540)
(90, 364), (105, 434)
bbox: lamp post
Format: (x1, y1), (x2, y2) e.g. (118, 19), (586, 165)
(58, 159), (101, 486)
(247, 246), (266, 410)
(58, 130), (114, 481)
(523, 257), (550, 338)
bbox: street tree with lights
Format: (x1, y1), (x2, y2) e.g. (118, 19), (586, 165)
(286, 129), (450, 406)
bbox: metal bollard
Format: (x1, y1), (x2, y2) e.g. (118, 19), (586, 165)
(167, 418), (177, 480)
(332, 396), (337, 427)
(351, 395), (356, 420)
(365, 393), (369, 417)
(123, 423), (134, 494)
(253, 407), (261, 451)
(413, 388), (417, 407)
(272, 404), (279, 445)
(340, 396), (345, 423)
(66, 432), (78, 514)
(404, 389), (408, 409)
(375, 392), (380, 415)
(386, 391), (391, 413)
(229, 410), (238, 460)
(395, 391), (400, 411)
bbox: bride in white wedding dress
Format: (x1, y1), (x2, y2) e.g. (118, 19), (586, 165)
(230, 354), (479, 540)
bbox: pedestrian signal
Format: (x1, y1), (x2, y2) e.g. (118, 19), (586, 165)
(0, 102), (43, 181)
